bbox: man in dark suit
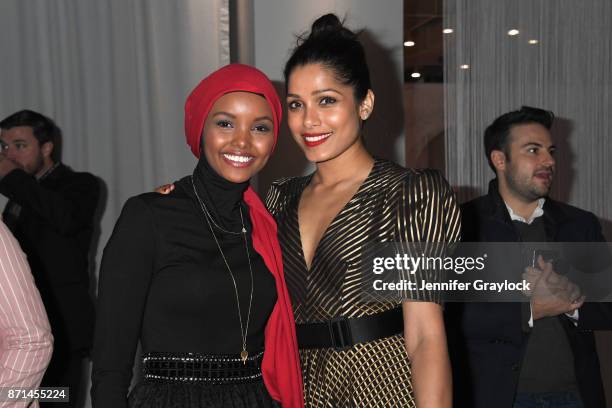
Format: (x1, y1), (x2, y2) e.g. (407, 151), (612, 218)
(0, 110), (99, 407)
(446, 106), (611, 408)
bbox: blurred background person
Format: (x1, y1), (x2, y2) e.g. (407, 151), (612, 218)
(0, 110), (99, 408)
(447, 106), (611, 408)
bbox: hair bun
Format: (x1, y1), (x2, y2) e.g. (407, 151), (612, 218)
(310, 13), (347, 38)
(285, 13), (371, 103)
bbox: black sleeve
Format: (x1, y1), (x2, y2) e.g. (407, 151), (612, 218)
(91, 196), (157, 408)
(0, 168), (99, 236)
(576, 303), (612, 330)
(575, 213), (612, 330)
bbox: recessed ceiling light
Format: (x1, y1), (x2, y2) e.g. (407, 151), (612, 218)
(460, 64), (470, 69)
(507, 29), (520, 36)
(411, 72), (421, 78)
(404, 41), (415, 47)
(528, 39), (539, 44)
(443, 28), (454, 34)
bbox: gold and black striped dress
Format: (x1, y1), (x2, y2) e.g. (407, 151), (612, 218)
(265, 159), (461, 407)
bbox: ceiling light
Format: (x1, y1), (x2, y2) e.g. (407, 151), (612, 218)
(404, 41), (415, 47)
(410, 72), (421, 78)
(460, 64), (470, 69)
(443, 28), (454, 34)
(528, 39), (539, 44)
(507, 29), (520, 36)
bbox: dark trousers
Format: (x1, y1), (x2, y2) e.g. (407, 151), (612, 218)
(40, 348), (87, 408)
(514, 391), (584, 408)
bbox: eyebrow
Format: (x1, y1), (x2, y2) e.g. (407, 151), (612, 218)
(212, 112), (273, 122)
(286, 88), (342, 98)
(212, 111), (236, 118)
(521, 142), (556, 149)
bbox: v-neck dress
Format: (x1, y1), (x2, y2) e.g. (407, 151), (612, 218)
(265, 159), (461, 407)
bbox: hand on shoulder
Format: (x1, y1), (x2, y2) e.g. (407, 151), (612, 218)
(155, 183), (175, 194)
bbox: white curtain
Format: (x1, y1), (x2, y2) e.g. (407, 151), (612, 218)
(0, 0), (229, 265)
(444, 0), (612, 235)
(0, 1), (229, 406)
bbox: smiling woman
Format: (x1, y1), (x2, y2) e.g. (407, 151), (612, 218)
(265, 14), (460, 408)
(91, 64), (303, 408)
(285, 63), (373, 163)
(202, 92), (275, 183)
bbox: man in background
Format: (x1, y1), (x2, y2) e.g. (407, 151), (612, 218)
(447, 106), (611, 408)
(0, 110), (99, 407)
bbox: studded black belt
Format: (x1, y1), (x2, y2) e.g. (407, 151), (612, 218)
(142, 350), (264, 384)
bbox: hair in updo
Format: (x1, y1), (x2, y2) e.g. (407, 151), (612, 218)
(284, 13), (372, 102)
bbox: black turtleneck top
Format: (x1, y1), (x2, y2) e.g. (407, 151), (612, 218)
(91, 158), (277, 407)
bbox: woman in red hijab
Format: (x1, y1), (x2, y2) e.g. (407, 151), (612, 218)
(91, 64), (303, 408)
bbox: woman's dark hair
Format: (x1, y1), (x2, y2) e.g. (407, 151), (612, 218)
(283, 13), (371, 102)
(484, 106), (555, 172)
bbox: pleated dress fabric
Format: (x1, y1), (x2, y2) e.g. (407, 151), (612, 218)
(128, 381), (281, 408)
(265, 159), (461, 408)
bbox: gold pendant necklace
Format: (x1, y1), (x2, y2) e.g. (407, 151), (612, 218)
(191, 176), (254, 364)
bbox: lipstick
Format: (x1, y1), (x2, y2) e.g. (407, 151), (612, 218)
(302, 132), (332, 147)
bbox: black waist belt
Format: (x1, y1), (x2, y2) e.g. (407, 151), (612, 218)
(142, 350), (264, 384)
(296, 307), (403, 351)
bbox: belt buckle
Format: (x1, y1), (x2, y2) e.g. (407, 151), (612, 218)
(328, 316), (353, 351)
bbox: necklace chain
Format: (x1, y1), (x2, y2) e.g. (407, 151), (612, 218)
(191, 176), (253, 363)
(191, 174), (243, 235)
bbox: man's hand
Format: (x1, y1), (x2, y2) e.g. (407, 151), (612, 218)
(522, 255), (584, 320)
(0, 154), (21, 179)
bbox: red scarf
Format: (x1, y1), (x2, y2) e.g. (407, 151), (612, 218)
(245, 187), (304, 408)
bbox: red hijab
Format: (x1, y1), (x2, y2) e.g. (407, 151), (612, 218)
(184, 64), (304, 408)
(185, 63), (282, 156)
